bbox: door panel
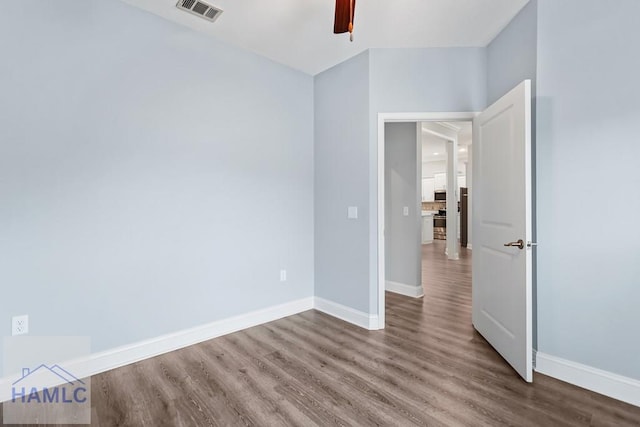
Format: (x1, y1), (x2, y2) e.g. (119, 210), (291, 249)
(472, 80), (532, 382)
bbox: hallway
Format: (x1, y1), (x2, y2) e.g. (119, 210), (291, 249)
(382, 240), (640, 425)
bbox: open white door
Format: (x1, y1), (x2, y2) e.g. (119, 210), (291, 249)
(472, 80), (533, 382)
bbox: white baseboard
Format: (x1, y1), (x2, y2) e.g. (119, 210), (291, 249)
(386, 280), (424, 298)
(1, 297), (314, 403)
(7, 301), (637, 410)
(1, 296), (383, 404)
(313, 297), (380, 330)
(535, 351), (640, 407)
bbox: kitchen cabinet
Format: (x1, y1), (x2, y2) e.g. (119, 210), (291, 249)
(434, 173), (447, 191)
(422, 178), (435, 201)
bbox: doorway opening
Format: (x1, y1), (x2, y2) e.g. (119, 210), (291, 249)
(419, 120), (472, 253)
(418, 120), (473, 305)
(377, 112), (477, 329)
(378, 80), (533, 382)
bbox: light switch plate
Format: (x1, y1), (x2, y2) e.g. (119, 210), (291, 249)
(403, 206), (409, 216)
(347, 206), (358, 219)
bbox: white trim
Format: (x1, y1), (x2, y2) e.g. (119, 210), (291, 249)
(535, 351), (640, 407)
(421, 122), (457, 142)
(415, 123), (424, 298)
(377, 112), (478, 331)
(386, 281), (424, 298)
(381, 112), (479, 122)
(436, 121), (462, 132)
(314, 297), (380, 330)
(466, 244), (473, 250)
(1, 296), (387, 404)
(1, 297), (314, 403)
(377, 116), (386, 330)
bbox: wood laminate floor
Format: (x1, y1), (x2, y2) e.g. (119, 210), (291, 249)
(4, 241), (639, 426)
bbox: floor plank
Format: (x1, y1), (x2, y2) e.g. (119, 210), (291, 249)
(3, 240), (639, 426)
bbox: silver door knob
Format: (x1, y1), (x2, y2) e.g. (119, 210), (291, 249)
(504, 239), (524, 250)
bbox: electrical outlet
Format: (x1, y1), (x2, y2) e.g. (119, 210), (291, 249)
(12, 315), (28, 336)
(280, 269), (287, 282)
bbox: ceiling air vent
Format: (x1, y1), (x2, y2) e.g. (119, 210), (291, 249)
(176, 0), (223, 23)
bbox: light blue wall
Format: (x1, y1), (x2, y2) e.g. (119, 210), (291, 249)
(384, 123), (421, 289)
(368, 48), (487, 312)
(314, 51), (371, 312)
(487, 0), (538, 105)
(536, 0), (640, 379)
(370, 48), (488, 113)
(0, 0), (314, 366)
(314, 48), (487, 315)
(7, 0), (636, 387)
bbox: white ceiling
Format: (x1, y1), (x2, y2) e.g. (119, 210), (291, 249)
(122, 0), (530, 75)
(422, 121), (472, 163)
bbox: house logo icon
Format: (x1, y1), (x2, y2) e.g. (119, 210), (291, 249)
(11, 364), (88, 404)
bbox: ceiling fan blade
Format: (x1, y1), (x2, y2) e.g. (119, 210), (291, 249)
(334, 0), (356, 34)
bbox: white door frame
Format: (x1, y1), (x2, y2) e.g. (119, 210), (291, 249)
(377, 112), (478, 329)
